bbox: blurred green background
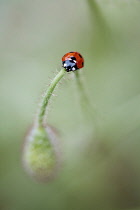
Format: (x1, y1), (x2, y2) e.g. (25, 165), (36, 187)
(1, 0), (140, 209)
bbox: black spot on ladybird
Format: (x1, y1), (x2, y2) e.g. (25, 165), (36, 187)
(78, 54), (82, 58)
(70, 56), (76, 60)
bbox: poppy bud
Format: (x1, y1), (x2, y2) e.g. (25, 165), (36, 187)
(23, 124), (60, 182)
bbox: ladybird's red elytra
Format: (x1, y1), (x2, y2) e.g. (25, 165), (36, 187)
(62, 52), (84, 72)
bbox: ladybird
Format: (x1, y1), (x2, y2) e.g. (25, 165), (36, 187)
(62, 52), (84, 72)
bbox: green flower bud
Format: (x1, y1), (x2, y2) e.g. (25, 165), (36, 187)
(23, 124), (60, 182)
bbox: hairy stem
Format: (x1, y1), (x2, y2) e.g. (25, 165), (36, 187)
(38, 68), (66, 127)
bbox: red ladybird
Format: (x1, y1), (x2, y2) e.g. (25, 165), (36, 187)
(62, 52), (84, 72)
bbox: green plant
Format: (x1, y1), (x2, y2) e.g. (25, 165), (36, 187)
(22, 65), (91, 182)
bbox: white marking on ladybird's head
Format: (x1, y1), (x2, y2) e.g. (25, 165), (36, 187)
(69, 58), (76, 63)
(72, 67), (76, 71)
(64, 63), (66, 67)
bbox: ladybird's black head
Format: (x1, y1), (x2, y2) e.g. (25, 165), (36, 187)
(62, 59), (78, 72)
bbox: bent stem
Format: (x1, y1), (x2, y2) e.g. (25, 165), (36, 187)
(38, 68), (66, 127)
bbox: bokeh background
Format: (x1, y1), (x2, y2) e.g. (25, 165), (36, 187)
(1, 0), (140, 209)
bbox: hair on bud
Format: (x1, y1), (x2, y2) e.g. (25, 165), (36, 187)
(22, 124), (60, 182)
